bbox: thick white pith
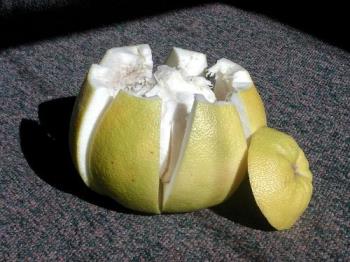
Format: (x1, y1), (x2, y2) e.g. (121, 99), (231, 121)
(207, 58), (254, 138)
(78, 45), (254, 208)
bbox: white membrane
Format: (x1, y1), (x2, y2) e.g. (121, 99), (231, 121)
(207, 58), (254, 138)
(76, 82), (112, 185)
(162, 100), (197, 205)
(99, 44), (154, 96)
(165, 47), (208, 76)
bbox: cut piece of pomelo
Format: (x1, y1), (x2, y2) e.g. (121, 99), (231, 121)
(70, 44), (267, 213)
(248, 127), (313, 230)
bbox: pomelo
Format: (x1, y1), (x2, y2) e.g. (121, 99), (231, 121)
(70, 44), (267, 213)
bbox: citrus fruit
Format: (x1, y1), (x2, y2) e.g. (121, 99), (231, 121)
(248, 127), (313, 230)
(70, 44), (267, 213)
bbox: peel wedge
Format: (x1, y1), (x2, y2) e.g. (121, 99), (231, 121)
(89, 91), (162, 213)
(248, 127), (313, 230)
(162, 100), (247, 212)
(208, 58), (266, 138)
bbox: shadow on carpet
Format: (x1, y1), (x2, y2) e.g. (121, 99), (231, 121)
(19, 97), (140, 214)
(211, 178), (274, 231)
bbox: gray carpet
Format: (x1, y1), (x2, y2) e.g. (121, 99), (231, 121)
(1, 2), (349, 260)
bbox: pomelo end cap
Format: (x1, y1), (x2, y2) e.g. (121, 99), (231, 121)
(248, 127), (313, 230)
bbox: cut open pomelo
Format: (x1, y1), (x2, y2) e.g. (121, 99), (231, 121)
(70, 44), (267, 213)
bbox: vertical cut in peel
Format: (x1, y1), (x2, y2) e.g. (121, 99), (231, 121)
(160, 104), (188, 183)
(145, 64), (215, 182)
(70, 45), (267, 213)
(208, 58), (267, 138)
(162, 100), (248, 212)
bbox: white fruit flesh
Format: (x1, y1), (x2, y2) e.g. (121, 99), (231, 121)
(71, 45), (263, 211)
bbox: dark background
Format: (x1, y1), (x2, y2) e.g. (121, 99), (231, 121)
(1, 0), (348, 51)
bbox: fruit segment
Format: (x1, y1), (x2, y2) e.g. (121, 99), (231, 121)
(248, 127), (313, 230)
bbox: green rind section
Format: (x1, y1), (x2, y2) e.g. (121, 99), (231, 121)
(239, 85), (267, 135)
(163, 101), (248, 213)
(89, 91), (161, 214)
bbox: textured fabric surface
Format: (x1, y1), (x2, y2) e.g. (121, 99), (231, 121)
(1, 2), (349, 260)
(0, 0), (104, 19)
(0, 0), (77, 18)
